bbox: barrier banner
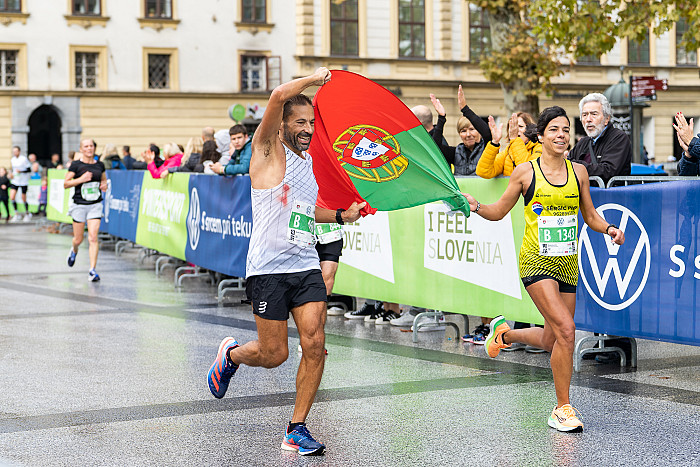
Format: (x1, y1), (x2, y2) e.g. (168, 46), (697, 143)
(576, 182), (700, 345)
(185, 175), (253, 278)
(103, 170), (144, 241)
(135, 173), (189, 260)
(334, 177), (542, 323)
(46, 169), (73, 223)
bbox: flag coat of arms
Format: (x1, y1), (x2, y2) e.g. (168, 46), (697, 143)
(310, 70), (469, 217)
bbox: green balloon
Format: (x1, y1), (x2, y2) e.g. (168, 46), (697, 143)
(229, 104), (246, 122)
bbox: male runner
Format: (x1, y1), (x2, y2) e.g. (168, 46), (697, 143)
(9, 146), (31, 222)
(207, 68), (365, 456)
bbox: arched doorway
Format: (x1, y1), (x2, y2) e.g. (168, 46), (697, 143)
(28, 105), (62, 165)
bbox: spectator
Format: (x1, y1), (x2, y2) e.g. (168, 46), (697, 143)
(214, 129), (231, 164)
(202, 126), (215, 142)
(567, 93), (631, 184)
(673, 111), (700, 176)
(0, 166), (9, 222)
(476, 112), (541, 178)
(132, 144), (161, 170)
(66, 151), (77, 171)
(47, 153), (63, 169)
(9, 146), (31, 222)
(212, 125), (251, 176)
(38, 176), (47, 216)
(199, 140), (221, 174)
(146, 142), (182, 179)
(122, 146), (136, 170)
(30, 162), (42, 180)
(101, 144), (126, 170)
(28, 153), (37, 164)
(175, 137), (204, 173)
(430, 85), (491, 175)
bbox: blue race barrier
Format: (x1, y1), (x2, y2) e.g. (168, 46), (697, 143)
(101, 170), (143, 241)
(184, 174), (253, 278)
(576, 181), (700, 345)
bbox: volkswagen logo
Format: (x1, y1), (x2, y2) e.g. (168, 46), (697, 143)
(578, 204), (650, 311)
(187, 187), (201, 250)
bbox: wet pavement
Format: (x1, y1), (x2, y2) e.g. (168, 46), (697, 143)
(0, 223), (699, 466)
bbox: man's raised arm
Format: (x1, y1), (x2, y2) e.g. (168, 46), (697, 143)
(250, 68), (331, 166)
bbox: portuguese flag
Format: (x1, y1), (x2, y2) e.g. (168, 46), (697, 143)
(310, 70), (469, 217)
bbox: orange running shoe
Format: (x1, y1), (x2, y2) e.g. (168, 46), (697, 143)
(548, 404), (584, 432)
(484, 315), (510, 358)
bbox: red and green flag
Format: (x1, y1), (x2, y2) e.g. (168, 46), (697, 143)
(310, 70), (469, 217)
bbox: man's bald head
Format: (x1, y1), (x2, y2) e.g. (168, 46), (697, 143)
(411, 105), (434, 131)
(202, 127), (215, 141)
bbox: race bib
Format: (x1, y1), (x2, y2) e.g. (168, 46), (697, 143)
(315, 223), (343, 244)
(81, 181), (100, 202)
(537, 214), (577, 256)
(287, 200), (316, 247)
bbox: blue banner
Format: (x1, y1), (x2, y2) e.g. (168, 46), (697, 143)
(101, 170), (143, 242)
(184, 175), (253, 278)
(575, 182), (700, 345)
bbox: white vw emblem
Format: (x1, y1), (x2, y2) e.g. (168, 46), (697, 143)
(187, 187), (201, 250)
(578, 203), (650, 311)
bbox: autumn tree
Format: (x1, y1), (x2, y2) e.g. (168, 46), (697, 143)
(474, 0), (700, 116)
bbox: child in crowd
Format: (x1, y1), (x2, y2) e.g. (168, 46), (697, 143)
(38, 176), (48, 216)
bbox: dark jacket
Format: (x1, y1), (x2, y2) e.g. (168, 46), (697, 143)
(568, 125), (631, 183)
(173, 153), (201, 173)
(431, 105), (491, 176)
(678, 135), (700, 176)
(103, 154), (125, 170)
(123, 155), (136, 170)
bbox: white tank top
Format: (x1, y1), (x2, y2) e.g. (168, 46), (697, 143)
(245, 144), (320, 277)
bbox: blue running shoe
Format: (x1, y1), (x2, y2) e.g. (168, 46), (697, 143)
(67, 248), (77, 267)
(281, 424), (325, 456)
(88, 269), (100, 282)
(207, 337), (239, 399)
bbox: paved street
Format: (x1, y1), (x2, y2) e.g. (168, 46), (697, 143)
(0, 223), (699, 466)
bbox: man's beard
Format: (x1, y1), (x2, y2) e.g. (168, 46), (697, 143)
(283, 127), (312, 152)
(584, 121), (605, 138)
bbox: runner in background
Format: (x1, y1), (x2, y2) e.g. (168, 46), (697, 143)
(64, 139), (107, 282)
(314, 224), (345, 316)
(9, 146), (31, 222)
(463, 106), (625, 433)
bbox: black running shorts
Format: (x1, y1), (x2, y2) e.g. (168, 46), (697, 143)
(9, 184), (28, 194)
(315, 238), (343, 263)
(246, 269), (327, 321)
(521, 274), (576, 293)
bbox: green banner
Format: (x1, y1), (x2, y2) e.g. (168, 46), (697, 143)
(135, 173), (189, 260)
(46, 169), (73, 223)
(334, 177), (542, 324)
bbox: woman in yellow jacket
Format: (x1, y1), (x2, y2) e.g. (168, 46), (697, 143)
(476, 112), (541, 178)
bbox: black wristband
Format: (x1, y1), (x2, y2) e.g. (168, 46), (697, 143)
(606, 224), (618, 235)
(336, 209), (345, 225)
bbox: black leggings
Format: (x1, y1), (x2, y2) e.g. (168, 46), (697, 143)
(1, 199), (8, 217)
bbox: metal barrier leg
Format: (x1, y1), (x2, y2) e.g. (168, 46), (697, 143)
(412, 311), (455, 343)
(217, 278), (245, 303)
(574, 334), (632, 371)
(175, 266), (214, 288)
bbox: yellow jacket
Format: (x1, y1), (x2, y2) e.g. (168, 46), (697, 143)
(476, 138), (542, 178)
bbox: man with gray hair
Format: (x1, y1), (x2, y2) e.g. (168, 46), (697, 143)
(567, 92), (631, 184)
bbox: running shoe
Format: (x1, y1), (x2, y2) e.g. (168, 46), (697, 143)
(9, 214), (21, 223)
(502, 342), (526, 352)
(485, 316), (510, 357)
(67, 248), (77, 267)
(548, 404), (584, 433)
(281, 423), (325, 456)
(375, 309), (401, 324)
(363, 301), (384, 322)
(88, 269), (100, 282)
(23, 212), (32, 222)
(207, 337), (240, 399)
(462, 324), (486, 343)
(525, 345), (547, 354)
(390, 311), (417, 326)
(344, 301), (375, 320)
(326, 305), (345, 316)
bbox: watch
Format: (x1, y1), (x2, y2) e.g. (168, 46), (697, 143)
(606, 224), (618, 235)
(336, 208), (346, 225)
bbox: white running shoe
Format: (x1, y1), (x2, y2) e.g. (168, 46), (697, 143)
(326, 306), (345, 316)
(9, 214), (21, 223)
(390, 311), (416, 326)
(23, 212), (32, 222)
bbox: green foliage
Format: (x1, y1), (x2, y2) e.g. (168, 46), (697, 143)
(470, 0), (699, 111)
